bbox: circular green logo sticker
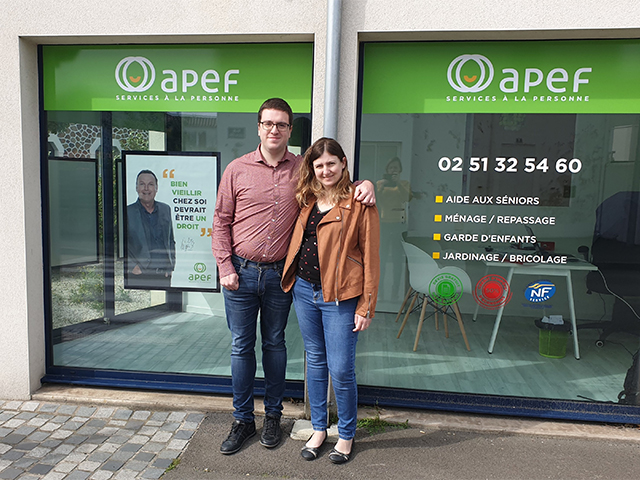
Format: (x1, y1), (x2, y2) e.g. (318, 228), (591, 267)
(428, 273), (463, 305)
(194, 263), (207, 273)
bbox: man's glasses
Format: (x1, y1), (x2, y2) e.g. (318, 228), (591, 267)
(259, 121), (291, 132)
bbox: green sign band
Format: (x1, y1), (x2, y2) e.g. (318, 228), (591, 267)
(362, 40), (640, 114)
(43, 43), (313, 113)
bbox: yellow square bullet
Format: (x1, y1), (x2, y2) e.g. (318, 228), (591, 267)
(433, 252), (440, 259)
(435, 196), (443, 203)
(433, 233), (441, 240)
(434, 215), (442, 222)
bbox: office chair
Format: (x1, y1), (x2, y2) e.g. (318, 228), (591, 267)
(578, 191), (640, 346)
(396, 239), (472, 351)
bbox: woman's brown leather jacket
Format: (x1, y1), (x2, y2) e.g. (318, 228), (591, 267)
(281, 191), (380, 318)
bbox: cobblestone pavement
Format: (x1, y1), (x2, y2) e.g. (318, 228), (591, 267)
(0, 399), (205, 480)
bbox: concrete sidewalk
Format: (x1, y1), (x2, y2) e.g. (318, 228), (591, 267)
(0, 384), (635, 479)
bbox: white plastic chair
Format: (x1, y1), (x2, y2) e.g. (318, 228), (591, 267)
(396, 239), (472, 351)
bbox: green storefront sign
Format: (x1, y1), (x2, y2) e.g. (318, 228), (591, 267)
(362, 39), (640, 114)
(43, 43), (313, 113)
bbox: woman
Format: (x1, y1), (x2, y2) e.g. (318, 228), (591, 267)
(282, 137), (380, 464)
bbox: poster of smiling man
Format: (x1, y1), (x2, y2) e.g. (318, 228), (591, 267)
(123, 151), (220, 292)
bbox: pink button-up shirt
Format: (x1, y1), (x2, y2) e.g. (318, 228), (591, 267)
(212, 146), (301, 278)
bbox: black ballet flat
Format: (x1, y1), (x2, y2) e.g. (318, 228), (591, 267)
(328, 442), (353, 464)
(301, 444), (320, 460)
(300, 431), (326, 461)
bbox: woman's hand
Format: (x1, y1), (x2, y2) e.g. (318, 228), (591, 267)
(353, 314), (371, 332)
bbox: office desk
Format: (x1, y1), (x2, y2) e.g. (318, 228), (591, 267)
(473, 259), (597, 359)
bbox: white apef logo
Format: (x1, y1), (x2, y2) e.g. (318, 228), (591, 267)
(115, 57), (155, 92)
(447, 54), (494, 93)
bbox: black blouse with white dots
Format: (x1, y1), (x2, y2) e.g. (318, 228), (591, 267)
(296, 203), (330, 285)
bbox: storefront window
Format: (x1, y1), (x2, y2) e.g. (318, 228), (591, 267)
(357, 40), (640, 407)
(42, 44), (312, 387)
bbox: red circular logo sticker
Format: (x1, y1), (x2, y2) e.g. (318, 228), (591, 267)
(473, 274), (512, 310)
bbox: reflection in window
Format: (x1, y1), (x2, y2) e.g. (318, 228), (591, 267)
(358, 112), (640, 404)
(46, 110), (310, 383)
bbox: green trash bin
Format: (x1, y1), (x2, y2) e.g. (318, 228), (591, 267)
(534, 319), (571, 359)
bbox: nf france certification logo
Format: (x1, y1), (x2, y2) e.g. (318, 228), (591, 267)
(525, 281), (556, 302)
(115, 56), (155, 92)
(447, 54), (494, 93)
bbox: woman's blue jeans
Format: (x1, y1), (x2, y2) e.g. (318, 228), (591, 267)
(223, 255), (292, 423)
(292, 277), (359, 440)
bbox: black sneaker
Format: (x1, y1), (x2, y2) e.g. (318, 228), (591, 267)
(259, 414), (282, 448)
(220, 419), (256, 455)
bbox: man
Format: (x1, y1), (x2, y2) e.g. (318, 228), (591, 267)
(127, 169), (176, 289)
(212, 98), (375, 455)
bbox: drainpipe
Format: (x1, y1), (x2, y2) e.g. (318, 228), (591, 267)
(323, 0), (342, 139)
(306, 0), (342, 425)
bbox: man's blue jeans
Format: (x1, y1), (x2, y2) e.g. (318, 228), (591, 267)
(292, 277), (360, 440)
(223, 255), (292, 423)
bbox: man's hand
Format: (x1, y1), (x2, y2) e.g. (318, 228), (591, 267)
(220, 273), (239, 291)
(353, 314), (372, 332)
(132, 265), (142, 275)
(354, 180), (376, 206)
